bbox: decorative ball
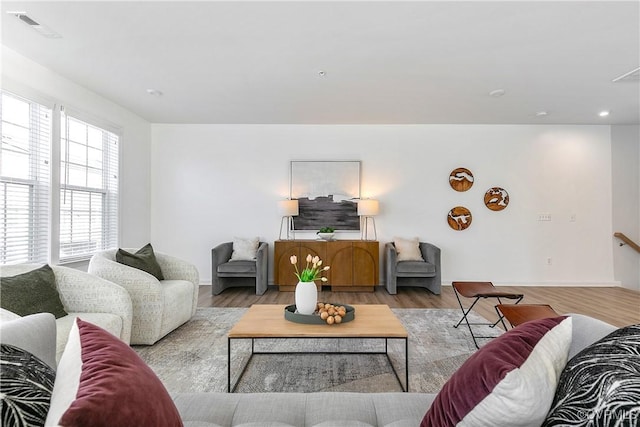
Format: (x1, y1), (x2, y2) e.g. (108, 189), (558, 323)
(315, 302), (349, 325)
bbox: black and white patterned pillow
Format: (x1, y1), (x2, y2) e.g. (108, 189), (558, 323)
(0, 344), (55, 427)
(543, 324), (640, 427)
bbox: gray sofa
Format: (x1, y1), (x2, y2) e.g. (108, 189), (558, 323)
(1, 311), (617, 427)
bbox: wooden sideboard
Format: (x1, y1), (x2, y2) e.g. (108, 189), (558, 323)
(274, 240), (379, 292)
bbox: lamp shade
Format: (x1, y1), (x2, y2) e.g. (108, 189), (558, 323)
(278, 199), (299, 216)
(358, 199), (379, 216)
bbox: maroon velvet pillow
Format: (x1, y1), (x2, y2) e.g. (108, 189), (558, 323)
(421, 316), (572, 427)
(50, 318), (182, 427)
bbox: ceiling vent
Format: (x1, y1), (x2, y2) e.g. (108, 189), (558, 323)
(612, 67), (640, 83)
(7, 12), (61, 38)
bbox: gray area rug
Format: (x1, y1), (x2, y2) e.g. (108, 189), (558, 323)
(133, 308), (502, 394)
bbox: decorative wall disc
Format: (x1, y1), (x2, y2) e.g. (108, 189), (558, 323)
(447, 206), (472, 231)
(484, 187), (509, 211)
(449, 167), (474, 192)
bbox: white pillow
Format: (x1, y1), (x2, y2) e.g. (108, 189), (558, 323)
(421, 316), (572, 427)
(394, 237), (424, 261)
(230, 237), (260, 261)
(0, 312), (57, 370)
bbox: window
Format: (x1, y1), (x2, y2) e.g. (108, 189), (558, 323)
(0, 92), (51, 264)
(0, 90), (120, 265)
(59, 110), (119, 262)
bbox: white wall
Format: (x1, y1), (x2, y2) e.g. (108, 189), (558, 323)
(3, 47), (632, 288)
(1, 47), (152, 251)
(151, 124), (617, 287)
(611, 125), (640, 290)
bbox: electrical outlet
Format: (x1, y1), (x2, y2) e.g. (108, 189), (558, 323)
(569, 214), (576, 222)
(538, 214), (551, 221)
(546, 257), (552, 265)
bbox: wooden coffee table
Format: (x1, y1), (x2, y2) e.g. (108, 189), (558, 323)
(227, 304), (409, 392)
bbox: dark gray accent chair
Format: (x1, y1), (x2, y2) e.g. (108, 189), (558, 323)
(385, 242), (441, 295)
(211, 242), (269, 295)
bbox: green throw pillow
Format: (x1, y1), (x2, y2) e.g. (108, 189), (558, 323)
(0, 264), (68, 319)
(116, 243), (165, 281)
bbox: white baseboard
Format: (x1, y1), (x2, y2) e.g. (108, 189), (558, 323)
(441, 281), (622, 287)
(199, 281), (623, 287)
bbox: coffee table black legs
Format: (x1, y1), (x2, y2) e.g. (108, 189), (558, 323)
(228, 337), (409, 393)
(385, 337), (409, 392)
(228, 337), (256, 393)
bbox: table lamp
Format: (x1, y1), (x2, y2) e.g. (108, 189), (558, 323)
(358, 199), (379, 240)
(278, 199), (299, 240)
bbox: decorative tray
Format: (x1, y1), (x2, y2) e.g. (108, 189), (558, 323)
(284, 303), (355, 325)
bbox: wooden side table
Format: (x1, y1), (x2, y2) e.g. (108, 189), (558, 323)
(495, 304), (559, 328)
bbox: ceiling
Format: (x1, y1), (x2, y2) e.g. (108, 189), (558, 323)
(1, 1), (639, 125)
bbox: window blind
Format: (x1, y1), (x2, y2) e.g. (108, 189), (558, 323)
(59, 109), (119, 262)
(0, 92), (52, 264)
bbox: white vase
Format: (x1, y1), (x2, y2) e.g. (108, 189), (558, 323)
(295, 281), (317, 315)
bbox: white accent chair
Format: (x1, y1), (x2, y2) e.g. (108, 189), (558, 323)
(0, 263), (133, 363)
(88, 250), (199, 345)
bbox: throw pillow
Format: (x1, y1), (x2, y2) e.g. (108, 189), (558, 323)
(46, 318), (183, 427)
(0, 312), (57, 370)
(0, 264), (68, 319)
(543, 324), (640, 427)
(421, 316), (572, 427)
(0, 344), (56, 427)
(116, 243), (165, 280)
(230, 237), (260, 261)
(394, 237), (424, 261)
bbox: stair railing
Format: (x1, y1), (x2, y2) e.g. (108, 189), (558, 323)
(614, 232), (640, 254)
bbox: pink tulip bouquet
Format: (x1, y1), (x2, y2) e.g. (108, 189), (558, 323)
(290, 254), (330, 282)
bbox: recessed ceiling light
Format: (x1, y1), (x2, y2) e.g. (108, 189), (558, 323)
(535, 111), (548, 117)
(488, 89), (506, 97)
(318, 70), (326, 77)
(146, 89), (163, 96)
(598, 110), (610, 117)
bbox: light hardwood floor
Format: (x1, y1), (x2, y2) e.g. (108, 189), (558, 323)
(199, 284), (640, 328)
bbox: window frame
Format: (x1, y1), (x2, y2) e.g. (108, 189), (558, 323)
(0, 91), (52, 264)
(0, 85), (122, 266)
(56, 106), (121, 264)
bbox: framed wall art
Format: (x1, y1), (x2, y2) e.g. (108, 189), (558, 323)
(290, 160), (361, 231)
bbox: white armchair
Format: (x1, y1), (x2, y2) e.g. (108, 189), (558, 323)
(0, 263), (133, 363)
(88, 249), (199, 345)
